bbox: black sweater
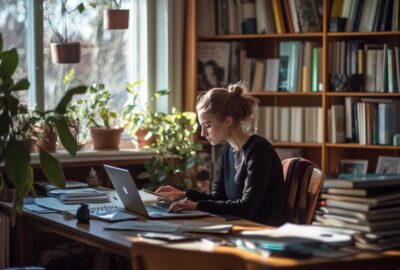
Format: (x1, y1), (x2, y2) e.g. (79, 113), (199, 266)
(186, 135), (285, 226)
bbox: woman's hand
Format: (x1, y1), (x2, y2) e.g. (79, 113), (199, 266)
(155, 185), (186, 201)
(169, 198), (198, 212)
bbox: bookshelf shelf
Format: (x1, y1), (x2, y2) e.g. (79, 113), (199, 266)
(326, 92), (400, 97)
(272, 142), (322, 148)
(198, 91), (323, 97)
(325, 143), (400, 150)
(199, 33), (323, 41)
(184, 0), (400, 176)
(327, 31), (400, 37)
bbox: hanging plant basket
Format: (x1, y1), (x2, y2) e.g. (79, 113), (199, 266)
(90, 127), (123, 150)
(103, 9), (129, 29)
(50, 42), (81, 64)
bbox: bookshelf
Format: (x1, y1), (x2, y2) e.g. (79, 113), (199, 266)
(183, 0), (400, 176)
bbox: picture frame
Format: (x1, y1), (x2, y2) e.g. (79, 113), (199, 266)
(338, 159), (369, 175)
(375, 156), (400, 174)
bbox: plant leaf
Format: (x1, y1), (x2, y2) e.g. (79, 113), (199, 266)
(0, 110), (10, 136)
(0, 33), (3, 52)
(55, 118), (77, 156)
(77, 3), (85, 13)
(4, 140), (33, 218)
(0, 48), (18, 79)
(39, 149), (65, 188)
(6, 94), (19, 116)
(10, 78), (30, 91)
(55, 85), (87, 114)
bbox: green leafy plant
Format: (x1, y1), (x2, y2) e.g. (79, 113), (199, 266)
(122, 81), (168, 137)
(105, 0), (123, 9)
(144, 109), (203, 188)
(13, 105), (41, 142)
(0, 33), (87, 220)
(76, 83), (119, 129)
(45, 0), (96, 44)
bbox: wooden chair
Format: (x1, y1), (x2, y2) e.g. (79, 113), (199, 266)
(305, 167), (324, 224)
(282, 158), (324, 224)
(131, 242), (248, 270)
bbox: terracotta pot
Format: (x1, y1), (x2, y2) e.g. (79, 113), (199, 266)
(133, 128), (156, 149)
(90, 127), (123, 150)
(21, 138), (37, 153)
(50, 42), (80, 64)
(36, 127), (57, 152)
(103, 9), (129, 29)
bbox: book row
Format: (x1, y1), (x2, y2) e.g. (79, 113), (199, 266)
(330, 0), (400, 32)
(329, 42), (400, 93)
(328, 98), (400, 145)
(257, 106), (323, 143)
(198, 41), (323, 92)
(197, 0), (322, 36)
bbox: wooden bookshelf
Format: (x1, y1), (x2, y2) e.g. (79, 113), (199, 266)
(184, 0), (400, 176)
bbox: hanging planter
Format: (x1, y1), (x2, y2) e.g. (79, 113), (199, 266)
(103, 9), (129, 29)
(90, 127), (124, 150)
(50, 42), (81, 64)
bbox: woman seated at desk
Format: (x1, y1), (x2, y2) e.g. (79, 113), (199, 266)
(156, 83), (285, 226)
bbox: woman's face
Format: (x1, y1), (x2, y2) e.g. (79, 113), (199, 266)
(198, 111), (230, 145)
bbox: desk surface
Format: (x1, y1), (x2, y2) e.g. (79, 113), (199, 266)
(1, 202), (400, 269)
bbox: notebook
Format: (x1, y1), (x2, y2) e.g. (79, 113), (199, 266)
(104, 165), (209, 219)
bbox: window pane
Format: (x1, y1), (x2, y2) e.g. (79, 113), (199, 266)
(43, 0), (134, 113)
(0, 0), (29, 105)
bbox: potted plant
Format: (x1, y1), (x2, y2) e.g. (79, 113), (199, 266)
(77, 83), (123, 150)
(103, 0), (129, 29)
(45, 0), (95, 64)
(13, 105), (41, 152)
(0, 33), (87, 220)
(144, 109), (203, 189)
(121, 81), (167, 148)
(34, 112), (61, 152)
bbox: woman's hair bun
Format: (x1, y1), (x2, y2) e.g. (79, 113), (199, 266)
(227, 83), (244, 97)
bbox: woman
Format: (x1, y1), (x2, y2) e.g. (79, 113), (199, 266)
(156, 83), (285, 226)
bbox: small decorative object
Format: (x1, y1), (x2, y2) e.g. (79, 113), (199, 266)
(329, 74), (364, 92)
(375, 156), (400, 174)
(76, 203), (90, 223)
(338, 159), (368, 175)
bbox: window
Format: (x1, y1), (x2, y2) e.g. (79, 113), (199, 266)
(43, 0), (137, 111)
(0, 0), (29, 105)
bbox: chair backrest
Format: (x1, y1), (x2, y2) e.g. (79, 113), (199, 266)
(131, 242), (247, 270)
(282, 158), (324, 224)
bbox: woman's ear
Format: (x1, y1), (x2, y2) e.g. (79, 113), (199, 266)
(223, 116), (234, 127)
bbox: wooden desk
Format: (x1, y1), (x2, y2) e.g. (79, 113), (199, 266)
(1, 202), (400, 269)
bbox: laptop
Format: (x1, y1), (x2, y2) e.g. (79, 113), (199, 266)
(104, 165), (209, 219)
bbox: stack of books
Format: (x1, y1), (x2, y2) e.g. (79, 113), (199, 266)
(34, 180), (89, 195)
(48, 188), (110, 204)
(315, 174), (400, 251)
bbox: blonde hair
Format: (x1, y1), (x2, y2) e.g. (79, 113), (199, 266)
(196, 82), (259, 131)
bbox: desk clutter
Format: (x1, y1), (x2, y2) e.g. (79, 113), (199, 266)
(317, 173), (400, 251)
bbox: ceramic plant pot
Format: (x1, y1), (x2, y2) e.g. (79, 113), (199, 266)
(90, 127), (124, 150)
